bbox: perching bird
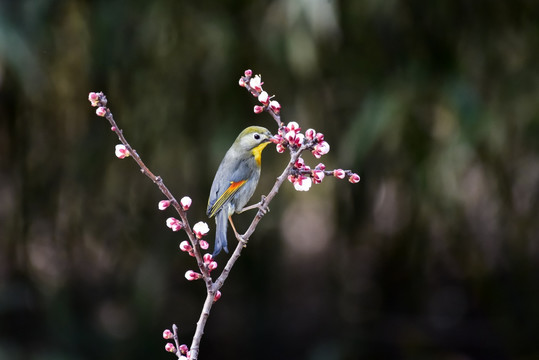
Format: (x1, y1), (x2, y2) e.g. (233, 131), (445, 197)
(207, 126), (274, 256)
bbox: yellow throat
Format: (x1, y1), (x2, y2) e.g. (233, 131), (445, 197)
(251, 142), (270, 166)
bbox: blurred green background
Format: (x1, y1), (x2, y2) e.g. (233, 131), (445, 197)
(1, 0), (539, 359)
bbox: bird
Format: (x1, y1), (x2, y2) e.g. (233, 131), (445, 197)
(207, 126), (274, 256)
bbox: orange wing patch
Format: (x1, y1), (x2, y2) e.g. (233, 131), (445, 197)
(208, 180), (247, 218)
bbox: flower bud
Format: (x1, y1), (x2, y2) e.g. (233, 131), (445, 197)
(258, 91), (269, 105)
(179, 241), (192, 252)
(166, 217), (183, 232)
(305, 128), (316, 140)
(249, 75), (263, 92)
(199, 240), (209, 250)
(315, 132), (325, 142)
(163, 329), (174, 339)
(349, 173), (361, 183)
(179, 344), (189, 355)
(244, 69), (253, 77)
(254, 105), (265, 114)
(115, 144), (130, 159)
(193, 221), (210, 238)
(165, 343), (176, 353)
(185, 270), (202, 281)
(203, 253), (213, 264)
(238, 78), (245, 87)
(312, 169), (325, 184)
(286, 121), (300, 133)
(269, 100), (281, 114)
(180, 196), (192, 211)
(213, 290), (222, 302)
(158, 200), (171, 210)
(208, 261), (218, 271)
(96, 107), (107, 117)
(333, 169), (346, 179)
(276, 143), (286, 153)
(315, 163), (326, 171)
(88, 92), (100, 106)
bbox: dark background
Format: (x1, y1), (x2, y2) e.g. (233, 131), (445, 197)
(1, 1), (539, 359)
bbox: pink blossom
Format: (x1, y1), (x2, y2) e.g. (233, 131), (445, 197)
(315, 132), (325, 142)
(203, 253), (212, 264)
(312, 141), (330, 158)
(293, 176), (312, 191)
(96, 107), (107, 117)
(238, 78), (246, 87)
(249, 75), (263, 92)
(213, 291), (222, 302)
(333, 169), (346, 179)
(286, 121), (300, 133)
(208, 261), (218, 271)
(294, 157), (305, 169)
(285, 130), (304, 147)
(258, 91), (269, 105)
(349, 173), (361, 183)
(315, 163), (326, 171)
(193, 221), (209, 238)
(165, 343), (176, 353)
(115, 144), (130, 159)
(185, 270), (202, 281)
(312, 169), (325, 184)
(269, 100), (281, 114)
(163, 329), (173, 339)
(180, 196), (192, 211)
(166, 217), (183, 232)
(179, 241), (192, 252)
(158, 200), (171, 210)
(199, 240), (209, 250)
(305, 128), (316, 140)
(276, 143), (286, 153)
(254, 105), (264, 114)
(244, 69), (253, 77)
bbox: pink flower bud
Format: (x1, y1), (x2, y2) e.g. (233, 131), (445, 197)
(333, 169), (346, 179)
(254, 105), (265, 114)
(110, 126), (116, 132)
(158, 200), (171, 210)
(315, 163), (326, 171)
(96, 107), (107, 117)
(312, 169), (325, 184)
(249, 75), (263, 92)
(305, 128), (316, 140)
(294, 157), (305, 169)
(213, 291), (222, 302)
(203, 253), (212, 264)
(179, 241), (192, 252)
(238, 78), (246, 87)
(115, 144), (130, 159)
(286, 121), (300, 133)
(349, 173), (361, 183)
(88, 92), (100, 106)
(312, 141), (330, 158)
(208, 261), (218, 271)
(315, 132), (325, 142)
(276, 143), (286, 153)
(199, 240), (209, 250)
(244, 69), (253, 77)
(293, 175), (312, 192)
(285, 131), (304, 147)
(166, 217), (183, 232)
(269, 100), (281, 114)
(288, 174), (296, 183)
(180, 196), (192, 211)
(179, 344), (189, 355)
(185, 270), (202, 281)
(163, 329), (174, 339)
(258, 91), (269, 105)
(165, 343), (176, 353)
(193, 221), (210, 238)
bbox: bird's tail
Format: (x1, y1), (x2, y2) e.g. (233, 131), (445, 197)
(213, 210), (229, 256)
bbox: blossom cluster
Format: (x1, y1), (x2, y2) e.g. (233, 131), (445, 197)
(239, 70), (281, 115)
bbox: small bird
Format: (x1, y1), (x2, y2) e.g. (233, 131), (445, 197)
(207, 126), (274, 256)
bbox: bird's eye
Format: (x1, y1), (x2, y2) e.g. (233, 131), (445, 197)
(253, 133), (261, 140)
